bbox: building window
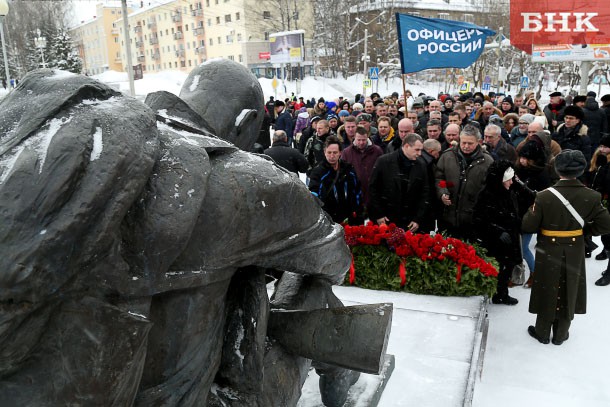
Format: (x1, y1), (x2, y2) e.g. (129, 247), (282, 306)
(462, 14), (474, 23)
(217, 36), (221, 44)
(207, 19), (211, 27)
(226, 35), (232, 43)
(236, 12), (240, 20)
(263, 11), (271, 19)
(206, 0), (209, 5)
(237, 33), (242, 41)
(216, 16), (220, 24)
(376, 32), (383, 40)
(228, 55), (234, 61)
(264, 32), (269, 40)
(238, 54), (243, 63)
(438, 13), (450, 20)
(209, 38), (213, 46)
(225, 14), (231, 23)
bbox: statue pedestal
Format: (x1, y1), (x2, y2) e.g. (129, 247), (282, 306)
(297, 286), (489, 407)
(298, 355), (395, 407)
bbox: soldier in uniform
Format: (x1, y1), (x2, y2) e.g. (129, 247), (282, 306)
(522, 150), (610, 345)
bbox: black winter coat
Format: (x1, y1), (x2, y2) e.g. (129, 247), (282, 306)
(583, 97), (609, 146)
(368, 150), (429, 230)
(264, 141), (308, 174)
(308, 159), (363, 224)
(473, 160), (522, 268)
(553, 122), (592, 163)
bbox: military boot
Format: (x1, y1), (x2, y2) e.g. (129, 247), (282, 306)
(595, 270), (610, 286)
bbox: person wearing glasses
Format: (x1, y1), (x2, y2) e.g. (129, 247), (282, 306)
(552, 106), (592, 164)
(510, 113), (535, 147)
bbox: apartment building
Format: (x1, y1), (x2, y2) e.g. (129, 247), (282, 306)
(113, 0), (207, 73)
(70, 3), (130, 75)
(71, 0), (315, 76)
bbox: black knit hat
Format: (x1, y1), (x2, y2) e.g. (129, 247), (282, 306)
(587, 91), (597, 98)
(549, 91), (562, 97)
(601, 94), (610, 102)
(563, 105), (585, 120)
(600, 135), (610, 148)
(318, 97), (325, 104)
(554, 149), (587, 178)
(573, 95), (587, 104)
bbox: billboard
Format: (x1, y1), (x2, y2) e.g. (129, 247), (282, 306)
(532, 44), (610, 62)
(269, 30), (304, 64)
(510, 0), (610, 54)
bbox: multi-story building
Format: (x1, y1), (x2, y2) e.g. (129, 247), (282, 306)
(202, 0), (315, 78)
(114, 0), (207, 74)
(70, 3), (130, 75)
(71, 0), (314, 77)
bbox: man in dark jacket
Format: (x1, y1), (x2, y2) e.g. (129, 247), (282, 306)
(341, 126), (383, 206)
(264, 130), (308, 175)
(552, 105), (592, 164)
(274, 100), (294, 147)
(435, 124), (493, 240)
(308, 136), (363, 225)
(602, 94), (610, 129)
(544, 91), (566, 133)
(368, 133), (429, 232)
(583, 94), (609, 149)
(522, 150), (610, 345)
(483, 124), (518, 162)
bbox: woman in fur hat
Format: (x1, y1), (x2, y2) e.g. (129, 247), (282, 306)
(473, 160), (526, 305)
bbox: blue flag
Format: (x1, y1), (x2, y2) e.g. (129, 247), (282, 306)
(395, 13), (496, 74)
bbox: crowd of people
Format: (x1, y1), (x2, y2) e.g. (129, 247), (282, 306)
(259, 88), (610, 345)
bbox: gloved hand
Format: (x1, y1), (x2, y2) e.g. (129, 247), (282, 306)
(499, 232), (512, 245)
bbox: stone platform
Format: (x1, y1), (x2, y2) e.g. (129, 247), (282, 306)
(297, 286), (489, 407)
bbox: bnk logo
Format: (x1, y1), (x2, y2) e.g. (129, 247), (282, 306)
(510, 0), (610, 53)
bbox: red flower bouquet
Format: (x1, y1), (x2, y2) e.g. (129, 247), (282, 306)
(343, 222), (498, 297)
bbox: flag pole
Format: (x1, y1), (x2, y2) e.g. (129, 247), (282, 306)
(402, 74), (407, 109)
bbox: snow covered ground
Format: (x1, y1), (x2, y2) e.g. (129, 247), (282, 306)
(2, 68), (610, 406)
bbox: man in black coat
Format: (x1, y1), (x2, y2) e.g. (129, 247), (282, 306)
(264, 130), (308, 175)
(274, 100), (294, 147)
(368, 133), (430, 232)
(308, 136), (363, 225)
(602, 94), (610, 129)
(583, 93), (609, 149)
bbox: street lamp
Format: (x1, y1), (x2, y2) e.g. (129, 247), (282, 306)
(34, 29), (47, 68)
(354, 10), (385, 97)
(0, 0), (11, 90)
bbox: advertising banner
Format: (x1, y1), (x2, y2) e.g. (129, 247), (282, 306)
(531, 44), (610, 62)
(510, 0), (610, 54)
(269, 31), (304, 64)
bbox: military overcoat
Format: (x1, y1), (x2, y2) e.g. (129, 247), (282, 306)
(522, 179), (610, 320)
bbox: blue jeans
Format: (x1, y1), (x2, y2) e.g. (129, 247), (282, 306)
(522, 233), (535, 273)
